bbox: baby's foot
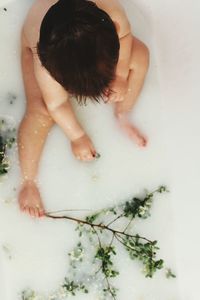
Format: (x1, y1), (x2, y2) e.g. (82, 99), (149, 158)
(18, 180), (45, 218)
(117, 116), (147, 147)
(71, 134), (97, 161)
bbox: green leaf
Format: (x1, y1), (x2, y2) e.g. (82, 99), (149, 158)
(166, 268), (176, 278)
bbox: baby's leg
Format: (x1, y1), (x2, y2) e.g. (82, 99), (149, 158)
(18, 111), (54, 216)
(115, 37), (149, 147)
(18, 46), (54, 217)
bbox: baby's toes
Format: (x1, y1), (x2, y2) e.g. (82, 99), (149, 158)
(19, 201), (25, 211)
(39, 208), (45, 217)
(36, 203), (45, 217)
(29, 207), (36, 217)
(19, 196), (26, 211)
(34, 207), (40, 218)
(32, 205), (44, 218)
(23, 206), (29, 215)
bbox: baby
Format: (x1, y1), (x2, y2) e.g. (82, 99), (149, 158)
(18, 0), (149, 218)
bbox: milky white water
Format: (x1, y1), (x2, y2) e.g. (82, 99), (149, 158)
(0, 0), (200, 299)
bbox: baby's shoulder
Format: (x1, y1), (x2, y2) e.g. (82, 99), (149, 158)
(95, 0), (124, 12)
(22, 0), (58, 50)
(94, 0), (131, 38)
(22, 0), (130, 49)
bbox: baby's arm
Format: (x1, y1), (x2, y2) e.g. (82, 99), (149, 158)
(33, 56), (84, 141)
(18, 33), (56, 217)
(33, 55), (96, 160)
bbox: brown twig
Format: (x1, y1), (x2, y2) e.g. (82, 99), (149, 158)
(104, 276), (116, 300)
(46, 208), (92, 214)
(106, 213), (124, 227)
(109, 232), (115, 247)
(46, 213), (153, 243)
(123, 216), (134, 233)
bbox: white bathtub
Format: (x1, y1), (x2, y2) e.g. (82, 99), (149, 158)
(0, 0), (199, 299)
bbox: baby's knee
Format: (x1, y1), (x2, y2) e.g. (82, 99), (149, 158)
(137, 45), (149, 75)
(25, 97), (51, 117)
(130, 38), (150, 75)
(24, 108), (54, 125)
(141, 44), (150, 72)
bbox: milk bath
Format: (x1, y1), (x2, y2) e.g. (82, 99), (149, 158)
(0, 0), (200, 299)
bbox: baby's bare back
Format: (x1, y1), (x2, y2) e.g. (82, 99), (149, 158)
(22, 0), (57, 50)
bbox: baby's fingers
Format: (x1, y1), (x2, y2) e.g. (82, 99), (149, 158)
(90, 145), (97, 157)
(108, 94), (124, 103)
(107, 94), (116, 103)
(82, 151), (95, 161)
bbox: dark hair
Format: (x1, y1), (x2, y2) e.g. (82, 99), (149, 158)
(37, 0), (120, 104)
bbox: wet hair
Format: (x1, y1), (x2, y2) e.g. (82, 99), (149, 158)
(37, 0), (120, 104)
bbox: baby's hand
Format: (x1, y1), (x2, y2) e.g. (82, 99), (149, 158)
(105, 76), (128, 103)
(18, 180), (45, 218)
(71, 134), (97, 161)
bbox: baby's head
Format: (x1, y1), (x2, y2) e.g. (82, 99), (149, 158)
(37, 0), (120, 104)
